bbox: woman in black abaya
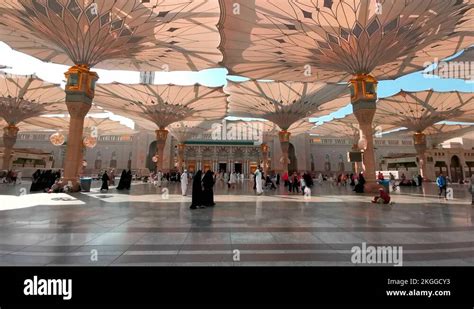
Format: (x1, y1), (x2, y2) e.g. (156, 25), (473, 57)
(202, 170), (216, 207)
(116, 170), (127, 190)
(354, 172), (366, 193)
(100, 170), (109, 192)
(125, 169), (132, 189)
(190, 170), (203, 209)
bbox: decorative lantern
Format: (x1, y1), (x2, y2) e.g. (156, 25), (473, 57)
(82, 160), (88, 167)
(49, 132), (65, 146)
(152, 155), (159, 163)
(83, 136), (97, 148)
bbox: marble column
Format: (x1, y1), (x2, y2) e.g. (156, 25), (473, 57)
(64, 102), (91, 183)
(350, 74), (377, 184)
(351, 143), (359, 174)
(2, 125), (19, 170)
(63, 65), (98, 189)
(177, 142), (185, 172)
(155, 129), (168, 172)
(413, 132), (428, 181)
(278, 130), (291, 173)
(260, 143), (269, 175)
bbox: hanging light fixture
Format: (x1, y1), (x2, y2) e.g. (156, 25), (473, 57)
(83, 136), (97, 148)
(49, 132), (65, 146)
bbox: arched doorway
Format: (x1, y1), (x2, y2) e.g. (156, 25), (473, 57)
(146, 141), (157, 172)
(450, 155), (463, 183)
(288, 143), (298, 173)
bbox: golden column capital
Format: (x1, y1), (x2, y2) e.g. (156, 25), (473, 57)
(413, 132), (427, 145)
(350, 74), (378, 103)
(64, 64), (99, 101)
(3, 124), (19, 138)
(155, 129), (169, 142)
(413, 132), (427, 155)
(278, 130), (291, 143)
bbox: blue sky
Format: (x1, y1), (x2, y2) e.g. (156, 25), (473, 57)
(0, 41), (472, 128)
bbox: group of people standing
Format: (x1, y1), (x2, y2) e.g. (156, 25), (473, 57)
(100, 169), (132, 192)
(189, 170), (216, 209)
(280, 171), (314, 194)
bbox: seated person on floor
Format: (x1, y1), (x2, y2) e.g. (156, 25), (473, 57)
(371, 188), (391, 204)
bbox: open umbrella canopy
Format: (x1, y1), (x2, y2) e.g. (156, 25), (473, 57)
(218, 0), (473, 81)
(94, 83), (228, 130)
(385, 123), (474, 146)
(168, 120), (214, 142)
(426, 45), (474, 80)
(0, 0), (222, 71)
(224, 80), (349, 131)
(310, 114), (398, 140)
(375, 90), (474, 132)
(0, 72), (65, 125)
(0, 115), (135, 135)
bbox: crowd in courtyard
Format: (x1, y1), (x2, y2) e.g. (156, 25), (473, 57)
(1, 167), (473, 206)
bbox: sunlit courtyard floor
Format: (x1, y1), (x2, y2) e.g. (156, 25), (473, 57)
(0, 178), (473, 266)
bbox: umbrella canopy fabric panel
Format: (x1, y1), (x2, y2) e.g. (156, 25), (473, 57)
(94, 83), (228, 130)
(310, 114), (398, 139)
(218, 0), (474, 82)
(0, 73), (65, 125)
(385, 123), (474, 146)
(224, 80), (350, 131)
(375, 90), (474, 132)
(0, 116), (136, 136)
(0, 0), (223, 71)
(168, 120), (215, 142)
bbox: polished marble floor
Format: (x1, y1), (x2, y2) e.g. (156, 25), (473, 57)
(0, 178), (472, 266)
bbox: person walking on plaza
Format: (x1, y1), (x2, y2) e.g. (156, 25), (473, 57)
(156, 170), (162, 187)
(116, 170), (127, 190)
(125, 169), (132, 189)
(100, 170), (109, 192)
(301, 173), (306, 196)
(291, 172), (300, 193)
(16, 170), (22, 184)
(255, 167), (263, 195)
(417, 174), (423, 187)
(228, 171), (237, 189)
(354, 172), (365, 193)
(318, 173), (323, 185)
(202, 170), (216, 207)
(109, 169), (115, 186)
(190, 170), (203, 209)
(181, 169), (189, 196)
(282, 171), (289, 189)
(436, 172), (447, 198)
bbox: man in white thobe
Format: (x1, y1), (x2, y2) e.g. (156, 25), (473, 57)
(181, 170), (188, 196)
(156, 171), (162, 187)
(256, 168), (263, 195)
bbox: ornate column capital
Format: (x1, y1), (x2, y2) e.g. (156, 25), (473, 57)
(278, 130), (291, 143)
(64, 64), (99, 103)
(350, 74), (378, 103)
(3, 124), (19, 148)
(155, 129), (169, 142)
